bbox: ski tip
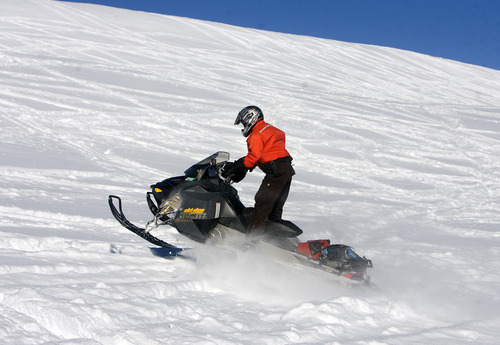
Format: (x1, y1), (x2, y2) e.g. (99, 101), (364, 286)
(150, 247), (184, 257)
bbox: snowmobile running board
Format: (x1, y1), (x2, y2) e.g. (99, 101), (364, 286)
(108, 195), (183, 256)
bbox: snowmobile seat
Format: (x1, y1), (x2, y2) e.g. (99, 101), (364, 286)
(266, 219), (303, 238)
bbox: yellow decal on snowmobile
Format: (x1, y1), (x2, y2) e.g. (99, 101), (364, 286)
(183, 208), (205, 214)
(155, 188), (162, 193)
(176, 208), (207, 222)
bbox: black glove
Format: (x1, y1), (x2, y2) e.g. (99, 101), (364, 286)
(221, 162), (234, 178)
(221, 157), (247, 183)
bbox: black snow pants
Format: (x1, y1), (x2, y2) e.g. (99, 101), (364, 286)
(247, 159), (294, 237)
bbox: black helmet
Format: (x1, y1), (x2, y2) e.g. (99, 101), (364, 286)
(234, 106), (263, 137)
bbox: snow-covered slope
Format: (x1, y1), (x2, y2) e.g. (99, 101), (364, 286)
(1, 0), (499, 344)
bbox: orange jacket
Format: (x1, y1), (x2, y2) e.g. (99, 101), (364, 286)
(243, 120), (290, 168)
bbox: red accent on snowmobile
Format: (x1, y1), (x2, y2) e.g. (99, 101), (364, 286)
(296, 240), (331, 260)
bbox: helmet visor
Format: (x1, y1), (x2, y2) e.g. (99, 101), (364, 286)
(234, 113), (243, 125)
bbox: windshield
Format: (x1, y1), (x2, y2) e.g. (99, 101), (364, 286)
(184, 151), (230, 179)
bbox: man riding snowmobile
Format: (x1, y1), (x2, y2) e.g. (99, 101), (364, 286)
(222, 106), (295, 239)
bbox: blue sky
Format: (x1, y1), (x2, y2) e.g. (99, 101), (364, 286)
(61, 0), (500, 71)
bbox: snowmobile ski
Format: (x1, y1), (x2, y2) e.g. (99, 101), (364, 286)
(108, 195), (183, 256)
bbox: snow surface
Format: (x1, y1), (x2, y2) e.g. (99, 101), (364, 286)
(1, 0), (500, 344)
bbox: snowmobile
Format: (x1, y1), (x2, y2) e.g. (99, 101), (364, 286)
(108, 151), (373, 286)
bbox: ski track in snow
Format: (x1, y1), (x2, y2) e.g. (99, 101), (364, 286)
(1, 0), (500, 344)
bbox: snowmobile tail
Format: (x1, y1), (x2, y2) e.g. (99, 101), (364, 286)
(294, 240), (373, 286)
(108, 195), (183, 256)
